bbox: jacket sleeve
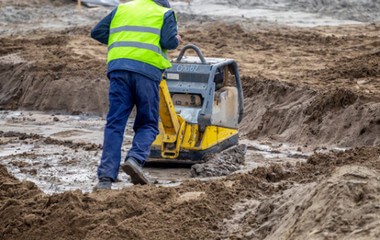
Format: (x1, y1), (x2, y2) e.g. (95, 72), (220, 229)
(90, 9), (117, 45)
(160, 10), (179, 50)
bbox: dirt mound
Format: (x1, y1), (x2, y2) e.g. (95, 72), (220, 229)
(0, 145), (378, 240)
(222, 146), (380, 240)
(313, 50), (380, 80)
(0, 164), (42, 209)
(241, 76), (380, 148)
(0, 35), (109, 116)
(223, 165), (380, 240)
(303, 88), (358, 123)
(0, 166), (44, 237)
(0, 172), (230, 240)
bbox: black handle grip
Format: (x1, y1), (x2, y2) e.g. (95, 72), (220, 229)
(176, 44), (207, 64)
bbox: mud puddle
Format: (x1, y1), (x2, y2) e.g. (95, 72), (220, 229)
(0, 110), (316, 194)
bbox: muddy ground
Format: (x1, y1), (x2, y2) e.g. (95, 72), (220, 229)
(0, 0), (380, 239)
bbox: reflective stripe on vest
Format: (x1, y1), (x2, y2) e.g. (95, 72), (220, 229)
(107, 0), (172, 70)
(108, 41), (167, 59)
(110, 26), (161, 36)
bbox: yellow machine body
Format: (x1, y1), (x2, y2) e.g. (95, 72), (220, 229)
(149, 45), (244, 162)
(150, 80), (239, 161)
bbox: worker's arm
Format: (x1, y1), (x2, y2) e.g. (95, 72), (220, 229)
(160, 10), (179, 50)
(90, 9), (117, 45)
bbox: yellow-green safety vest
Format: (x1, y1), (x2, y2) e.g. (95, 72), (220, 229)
(108, 0), (172, 70)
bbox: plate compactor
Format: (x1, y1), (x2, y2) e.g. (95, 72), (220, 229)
(149, 44), (244, 162)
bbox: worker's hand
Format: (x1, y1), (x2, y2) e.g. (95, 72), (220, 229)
(176, 34), (182, 43)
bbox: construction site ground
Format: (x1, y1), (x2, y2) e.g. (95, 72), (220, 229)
(0, 0), (379, 239)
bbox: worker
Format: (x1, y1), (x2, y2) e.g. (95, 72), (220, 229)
(91, 0), (180, 190)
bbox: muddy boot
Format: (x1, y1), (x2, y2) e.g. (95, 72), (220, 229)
(93, 177), (112, 191)
(121, 158), (150, 185)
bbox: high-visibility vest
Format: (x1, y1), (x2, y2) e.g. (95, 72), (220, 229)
(107, 0), (172, 70)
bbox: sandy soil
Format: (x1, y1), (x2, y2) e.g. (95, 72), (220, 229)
(0, 0), (380, 239)
(1, 146), (379, 240)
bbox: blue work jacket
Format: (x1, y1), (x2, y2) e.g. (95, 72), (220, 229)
(91, 0), (179, 81)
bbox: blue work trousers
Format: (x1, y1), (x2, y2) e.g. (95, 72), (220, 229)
(97, 70), (160, 181)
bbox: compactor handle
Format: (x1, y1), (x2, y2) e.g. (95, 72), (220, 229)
(176, 44), (207, 64)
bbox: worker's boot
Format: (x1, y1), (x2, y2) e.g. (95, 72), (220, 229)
(93, 177), (112, 191)
(122, 157), (150, 185)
